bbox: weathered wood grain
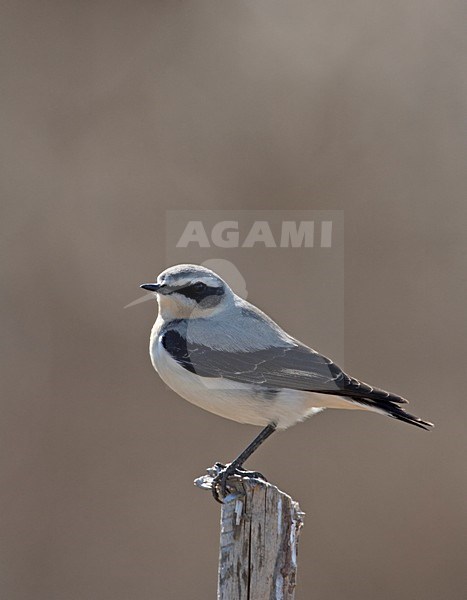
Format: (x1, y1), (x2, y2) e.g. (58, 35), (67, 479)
(195, 469), (304, 599)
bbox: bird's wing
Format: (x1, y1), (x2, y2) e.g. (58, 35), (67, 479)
(162, 328), (407, 403)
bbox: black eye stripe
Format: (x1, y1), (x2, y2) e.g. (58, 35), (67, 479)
(172, 282), (224, 303)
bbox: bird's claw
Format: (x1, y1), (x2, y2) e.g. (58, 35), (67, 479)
(211, 463), (268, 503)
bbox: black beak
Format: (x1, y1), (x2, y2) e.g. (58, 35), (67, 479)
(140, 283), (162, 292)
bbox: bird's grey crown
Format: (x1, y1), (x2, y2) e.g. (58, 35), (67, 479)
(158, 264), (226, 289)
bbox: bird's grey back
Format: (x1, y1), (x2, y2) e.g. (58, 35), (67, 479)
(183, 297), (295, 351)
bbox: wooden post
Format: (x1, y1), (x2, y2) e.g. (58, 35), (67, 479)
(195, 467), (305, 599)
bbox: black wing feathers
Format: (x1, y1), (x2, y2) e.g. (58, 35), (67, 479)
(162, 329), (433, 430)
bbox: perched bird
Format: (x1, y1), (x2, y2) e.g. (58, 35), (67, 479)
(141, 264), (433, 501)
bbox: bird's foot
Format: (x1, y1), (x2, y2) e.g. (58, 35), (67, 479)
(211, 462), (268, 503)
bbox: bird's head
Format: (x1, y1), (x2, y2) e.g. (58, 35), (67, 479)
(140, 264), (234, 320)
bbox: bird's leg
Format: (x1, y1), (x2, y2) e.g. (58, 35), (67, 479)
(212, 423), (277, 503)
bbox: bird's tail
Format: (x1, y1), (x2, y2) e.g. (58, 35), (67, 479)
(318, 371), (434, 430)
(354, 397), (434, 430)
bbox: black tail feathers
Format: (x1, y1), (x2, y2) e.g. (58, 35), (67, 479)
(318, 372), (433, 429)
(355, 397), (434, 430)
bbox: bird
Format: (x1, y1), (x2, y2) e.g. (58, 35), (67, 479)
(141, 264), (433, 502)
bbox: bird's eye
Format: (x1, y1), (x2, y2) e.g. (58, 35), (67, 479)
(192, 281), (206, 291)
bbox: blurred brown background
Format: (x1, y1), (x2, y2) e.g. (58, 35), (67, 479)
(1, 1), (466, 599)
